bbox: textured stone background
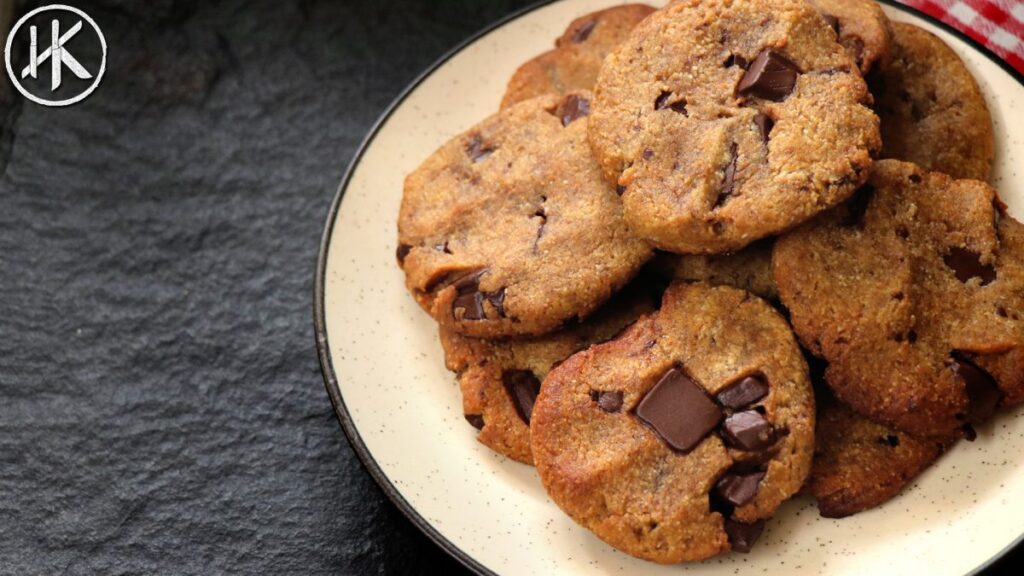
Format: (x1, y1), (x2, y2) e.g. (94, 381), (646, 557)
(0, 0), (1020, 574)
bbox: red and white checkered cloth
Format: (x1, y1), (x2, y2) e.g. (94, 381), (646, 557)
(897, 0), (1024, 74)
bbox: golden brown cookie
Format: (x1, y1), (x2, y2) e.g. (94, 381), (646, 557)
(398, 91), (652, 338)
(588, 0), (880, 254)
(532, 283), (814, 562)
(500, 4), (655, 109)
(872, 22), (995, 181)
(653, 239), (777, 301)
(440, 281), (658, 464)
(774, 159), (1024, 438)
(809, 0), (892, 74)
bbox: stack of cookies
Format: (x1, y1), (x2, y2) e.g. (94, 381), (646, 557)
(396, 0), (1021, 564)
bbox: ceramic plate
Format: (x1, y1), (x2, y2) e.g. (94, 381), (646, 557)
(315, 1), (1024, 574)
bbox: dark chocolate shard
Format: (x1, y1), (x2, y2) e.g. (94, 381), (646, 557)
(616, 184), (626, 196)
(465, 414), (485, 430)
(636, 367), (723, 453)
(753, 113), (774, 144)
(716, 374), (769, 410)
(669, 99), (688, 115)
(725, 518), (765, 553)
(594, 391), (623, 413)
(396, 243), (412, 264)
(557, 94), (591, 126)
(737, 49), (801, 101)
(725, 54), (749, 69)
(715, 470), (766, 507)
(951, 354), (1003, 427)
(822, 13), (840, 33)
(721, 410), (776, 451)
(571, 19), (598, 43)
(502, 370), (541, 424)
(452, 269), (487, 320)
(944, 247), (996, 285)
(654, 90), (672, 110)
(715, 142), (739, 209)
(466, 133), (494, 162)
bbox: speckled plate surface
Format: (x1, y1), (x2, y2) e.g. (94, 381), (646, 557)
(315, 1), (1024, 574)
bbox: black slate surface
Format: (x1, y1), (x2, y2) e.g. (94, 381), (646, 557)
(0, 0), (1021, 574)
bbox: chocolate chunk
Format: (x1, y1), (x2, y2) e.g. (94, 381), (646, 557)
(721, 410), (776, 451)
(466, 134), (494, 162)
(753, 113), (774, 144)
(396, 243), (412, 264)
(715, 143), (739, 208)
(594, 391), (623, 413)
(503, 370), (541, 424)
(571, 19), (597, 43)
(737, 49), (801, 101)
(725, 54), (748, 69)
(952, 355), (1003, 427)
(724, 518), (765, 553)
(715, 470), (766, 507)
(716, 375), (769, 410)
(654, 91), (672, 110)
(669, 99), (688, 115)
(557, 94), (590, 126)
(944, 247), (996, 285)
(636, 367), (723, 453)
(822, 13), (840, 33)
(451, 269), (505, 321)
(465, 414), (484, 430)
(616, 185), (626, 196)
(486, 288), (506, 317)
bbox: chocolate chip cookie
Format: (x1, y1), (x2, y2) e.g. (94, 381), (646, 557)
(872, 22), (995, 181)
(810, 393), (951, 518)
(653, 239), (777, 301)
(440, 280), (658, 464)
(774, 159), (1024, 439)
(531, 282), (814, 562)
(398, 91), (652, 338)
(809, 0), (892, 74)
(500, 4), (654, 109)
(589, 0), (880, 254)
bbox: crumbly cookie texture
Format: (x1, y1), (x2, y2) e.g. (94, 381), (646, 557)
(872, 22), (995, 181)
(774, 159), (1024, 438)
(532, 282), (814, 563)
(589, 0), (880, 254)
(440, 281), (658, 464)
(398, 91), (652, 338)
(809, 0), (892, 74)
(653, 239), (777, 301)
(500, 4), (655, 109)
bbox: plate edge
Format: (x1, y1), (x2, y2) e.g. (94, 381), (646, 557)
(312, 1), (1024, 575)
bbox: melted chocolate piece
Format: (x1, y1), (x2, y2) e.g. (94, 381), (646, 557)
(396, 243), (411, 264)
(716, 375), (769, 410)
(715, 470), (766, 507)
(502, 370), (541, 424)
(724, 518), (765, 553)
(951, 355), (1003, 427)
(557, 94), (591, 126)
(737, 49), (801, 101)
(715, 142), (739, 208)
(595, 391), (623, 413)
(636, 367), (723, 453)
(944, 247), (996, 285)
(466, 133), (494, 162)
(753, 113), (774, 144)
(721, 410), (776, 451)
(571, 19), (598, 43)
(451, 269), (505, 321)
(465, 414), (484, 430)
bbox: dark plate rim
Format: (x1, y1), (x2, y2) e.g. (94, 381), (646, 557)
(313, 2), (1024, 575)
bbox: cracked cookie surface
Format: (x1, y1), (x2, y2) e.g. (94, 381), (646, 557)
(872, 22), (994, 181)
(500, 4), (654, 109)
(774, 159), (1024, 438)
(588, 0), (880, 254)
(398, 91), (652, 338)
(531, 282), (814, 563)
